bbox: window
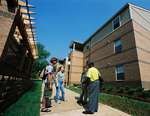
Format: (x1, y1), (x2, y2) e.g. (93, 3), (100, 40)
(86, 42), (90, 50)
(113, 16), (120, 30)
(116, 65), (124, 80)
(115, 39), (122, 53)
(86, 57), (89, 65)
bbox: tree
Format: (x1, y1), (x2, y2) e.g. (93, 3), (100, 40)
(31, 42), (50, 78)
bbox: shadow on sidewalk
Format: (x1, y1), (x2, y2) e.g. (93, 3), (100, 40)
(75, 97), (89, 111)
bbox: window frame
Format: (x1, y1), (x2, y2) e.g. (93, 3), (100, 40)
(116, 65), (125, 81)
(114, 39), (122, 53)
(86, 42), (90, 50)
(112, 16), (121, 30)
(86, 57), (89, 65)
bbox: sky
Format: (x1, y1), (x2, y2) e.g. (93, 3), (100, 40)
(26, 0), (150, 61)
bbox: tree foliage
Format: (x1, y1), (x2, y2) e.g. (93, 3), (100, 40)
(31, 42), (50, 78)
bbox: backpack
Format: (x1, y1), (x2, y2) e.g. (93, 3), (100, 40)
(98, 71), (104, 88)
(40, 66), (47, 80)
(99, 75), (104, 88)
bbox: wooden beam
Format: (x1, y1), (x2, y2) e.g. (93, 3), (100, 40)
(18, 0), (35, 8)
(27, 35), (37, 38)
(24, 20), (36, 24)
(22, 14), (36, 20)
(25, 24), (36, 29)
(26, 29), (36, 32)
(20, 8), (36, 14)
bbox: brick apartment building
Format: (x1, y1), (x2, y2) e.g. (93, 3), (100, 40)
(0, 0), (38, 113)
(67, 3), (150, 89)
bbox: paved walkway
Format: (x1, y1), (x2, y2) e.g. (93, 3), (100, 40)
(40, 83), (130, 116)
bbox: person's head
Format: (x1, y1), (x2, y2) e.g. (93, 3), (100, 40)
(58, 66), (64, 72)
(88, 62), (94, 68)
(50, 57), (57, 65)
(83, 66), (88, 72)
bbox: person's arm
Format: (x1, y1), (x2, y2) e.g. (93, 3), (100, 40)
(56, 78), (58, 87)
(85, 77), (90, 90)
(63, 78), (65, 85)
(80, 74), (82, 85)
(85, 70), (91, 90)
(56, 73), (59, 87)
(48, 73), (52, 90)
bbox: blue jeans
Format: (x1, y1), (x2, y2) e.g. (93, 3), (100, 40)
(55, 80), (65, 102)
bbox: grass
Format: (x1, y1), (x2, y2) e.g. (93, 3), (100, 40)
(65, 86), (150, 116)
(2, 80), (42, 116)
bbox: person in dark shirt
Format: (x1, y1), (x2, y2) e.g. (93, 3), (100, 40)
(77, 66), (88, 105)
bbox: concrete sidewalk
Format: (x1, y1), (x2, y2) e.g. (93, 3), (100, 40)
(40, 83), (130, 116)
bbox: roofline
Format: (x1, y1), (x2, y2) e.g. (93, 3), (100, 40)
(129, 3), (150, 13)
(69, 40), (83, 48)
(83, 3), (130, 44)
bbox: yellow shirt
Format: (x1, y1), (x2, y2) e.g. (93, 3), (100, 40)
(87, 67), (101, 82)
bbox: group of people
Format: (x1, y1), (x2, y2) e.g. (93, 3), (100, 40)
(78, 62), (101, 114)
(41, 57), (67, 112)
(41, 57), (102, 115)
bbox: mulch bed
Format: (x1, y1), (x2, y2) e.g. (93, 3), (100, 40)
(100, 89), (150, 103)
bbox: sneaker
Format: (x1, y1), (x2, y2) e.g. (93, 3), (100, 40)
(56, 101), (61, 104)
(63, 99), (68, 102)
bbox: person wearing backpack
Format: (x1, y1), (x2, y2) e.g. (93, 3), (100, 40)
(83, 62), (101, 114)
(41, 57), (57, 112)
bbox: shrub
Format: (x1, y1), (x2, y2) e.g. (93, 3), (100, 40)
(141, 91), (150, 98)
(66, 86), (150, 116)
(102, 85), (108, 90)
(116, 85), (121, 90)
(136, 87), (144, 92)
(119, 87), (125, 93)
(107, 86), (114, 92)
(128, 89), (136, 94)
(125, 86), (130, 91)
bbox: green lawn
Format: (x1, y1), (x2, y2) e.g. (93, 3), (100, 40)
(65, 86), (150, 116)
(2, 80), (42, 116)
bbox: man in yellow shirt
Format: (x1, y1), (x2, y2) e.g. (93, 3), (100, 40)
(83, 62), (101, 114)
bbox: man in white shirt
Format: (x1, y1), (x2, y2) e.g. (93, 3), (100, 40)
(41, 57), (57, 112)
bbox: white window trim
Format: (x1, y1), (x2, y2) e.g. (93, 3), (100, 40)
(115, 65), (125, 81)
(112, 15), (121, 31)
(114, 38), (122, 53)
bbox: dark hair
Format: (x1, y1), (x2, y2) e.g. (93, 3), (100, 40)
(83, 66), (88, 69)
(50, 57), (57, 63)
(88, 62), (94, 68)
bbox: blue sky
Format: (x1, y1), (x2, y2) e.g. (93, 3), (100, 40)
(27, 0), (150, 61)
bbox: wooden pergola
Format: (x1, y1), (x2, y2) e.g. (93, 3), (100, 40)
(15, 0), (38, 59)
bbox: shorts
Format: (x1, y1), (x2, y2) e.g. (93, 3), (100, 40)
(43, 82), (53, 98)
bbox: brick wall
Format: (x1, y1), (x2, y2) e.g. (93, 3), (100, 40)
(0, 75), (33, 114)
(133, 20), (150, 89)
(83, 20), (142, 87)
(0, 2), (17, 59)
(0, 1), (35, 114)
(68, 51), (83, 85)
